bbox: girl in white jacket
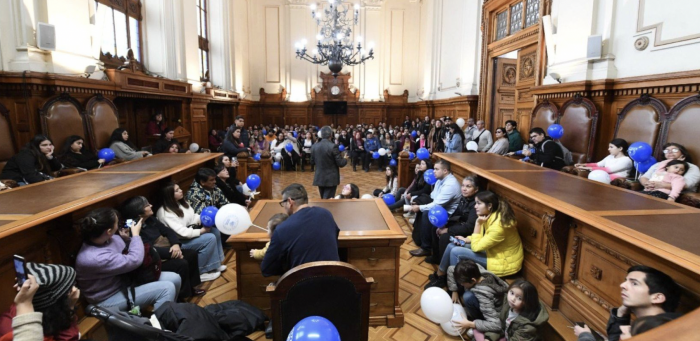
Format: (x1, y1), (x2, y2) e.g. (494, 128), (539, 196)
(157, 183), (225, 281)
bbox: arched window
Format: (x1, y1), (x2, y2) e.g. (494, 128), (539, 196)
(95, 0), (142, 68)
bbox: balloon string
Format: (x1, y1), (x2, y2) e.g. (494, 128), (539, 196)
(450, 321), (467, 341)
(252, 224), (268, 232)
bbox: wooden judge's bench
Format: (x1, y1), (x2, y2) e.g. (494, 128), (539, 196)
(436, 153), (700, 340)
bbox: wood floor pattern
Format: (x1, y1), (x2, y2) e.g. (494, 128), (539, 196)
(192, 165), (462, 340)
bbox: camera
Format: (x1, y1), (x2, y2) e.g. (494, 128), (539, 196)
(124, 219), (136, 229)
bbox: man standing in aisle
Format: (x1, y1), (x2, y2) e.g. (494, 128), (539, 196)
(311, 126), (348, 199)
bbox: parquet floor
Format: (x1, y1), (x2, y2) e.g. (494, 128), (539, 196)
(191, 163), (463, 340)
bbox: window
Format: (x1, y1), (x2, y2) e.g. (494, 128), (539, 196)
(496, 11), (508, 41)
(197, 0), (210, 82)
(95, 0), (142, 68)
(524, 0), (540, 28)
(510, 2), (523, 34)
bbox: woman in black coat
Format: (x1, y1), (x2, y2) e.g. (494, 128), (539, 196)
(121, 196), (205, 299)
(214, 164), (249, 206)
(427, 175), (482, 265)
(58, 135), (104, 170)
(0, 134), (63, 184)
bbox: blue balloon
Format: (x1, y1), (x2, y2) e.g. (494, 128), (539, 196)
(338, 145), (345, 152)
(200, 206), (218, 227)
(287, 316), (340, 341)
(285, 143), (294, 153)
(273, 161), (281, 170)
(424, 169), (437, 185)
(293, 131), (298, 138)
(628, 142), (653, 162)
(411, 131), (418, 138)
(254, 153), (261, 161)
(262, 129), (267, 135)
(547, 124), (564, 139)
(417, 147), (430, 160)
(383, 194), (396, 205)
(636, 157), (657, 173)
(409, 152), (416, 160)
(246, 174), (261, 190)
(428, 206), (449, 228)
(98, 148), (115, 163)
(389, 159), (397, 167)
(373, 151), (380, 159)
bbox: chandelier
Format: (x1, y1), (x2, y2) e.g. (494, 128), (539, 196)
(295, 0), (375, 78)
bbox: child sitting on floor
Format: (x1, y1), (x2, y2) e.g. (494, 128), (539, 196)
(641, 159), (688, 201)
(250, 213), (288, 260)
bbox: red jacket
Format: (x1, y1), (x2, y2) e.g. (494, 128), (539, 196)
(0, 305), (79, 341)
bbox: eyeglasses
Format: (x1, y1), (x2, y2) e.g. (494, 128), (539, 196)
(663, 148), (680, 154)
(278, 197), (302, 207)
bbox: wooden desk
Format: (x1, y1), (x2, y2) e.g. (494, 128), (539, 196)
(0, 153), (219, 313)
(437, 153), (700, 337)
(229, 199), (407, 327)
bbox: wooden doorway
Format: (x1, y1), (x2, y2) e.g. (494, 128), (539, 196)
(490, 55), (517, 129)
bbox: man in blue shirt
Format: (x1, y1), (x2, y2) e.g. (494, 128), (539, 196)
(362, 131), (380, 172)
(260, 184), (340, 277)
(409, 160), (462, 257)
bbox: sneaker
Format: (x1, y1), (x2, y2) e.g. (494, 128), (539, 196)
(424, 275), (447, 289)
(428, 271), (438, 280)
(217, 265), (227, 272)
(200, 271), (221, 282)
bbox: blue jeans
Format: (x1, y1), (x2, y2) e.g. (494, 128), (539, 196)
(462, 289), (484, 321)
(96, 271), (181, 311)
(438, 243), (487, 272)
(181, 227), (225, 273)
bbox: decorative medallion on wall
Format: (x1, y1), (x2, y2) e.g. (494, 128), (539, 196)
(634, 36), (649, 51)
(519, 52), (536, 80)
(503, 65), (517, 86)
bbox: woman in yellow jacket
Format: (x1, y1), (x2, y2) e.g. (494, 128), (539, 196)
(426, 191), (523, 288)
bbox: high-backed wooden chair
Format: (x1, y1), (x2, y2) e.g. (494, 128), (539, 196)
(84, 94), (120, 151)
(0, 103), (19, 188)
(559, 94), (598, 165)
(530, 100), (559, 132)
(39, 93), (88, 176)
(614, 94), (668, 157)
(662, 94), (700, 207)
(40, 93), (88, 150)
(266, 261), (373, 341)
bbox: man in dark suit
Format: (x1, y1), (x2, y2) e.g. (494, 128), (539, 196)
(311, 126), (348, 199)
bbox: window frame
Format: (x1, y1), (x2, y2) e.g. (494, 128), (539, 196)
(197, 0), (211, 82)
(492, 0), (540, 42)
(95, 0), (143, 69)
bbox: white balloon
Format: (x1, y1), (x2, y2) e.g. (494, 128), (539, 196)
(378, 148), (387, 156)
(214, 204), (252, 236)
(440, 304), (467, 336)
(274, 153), (282, 161)
(189, 143), (200, 153)
(420, 287), (453, 323)
(361, 194), (373, 199)
(241, 183), (251, 196)
(456, 118), (466, 128)
(318, 130), (323, 138)
(588, 170), (611, 184)
(335, 133), (340, 139)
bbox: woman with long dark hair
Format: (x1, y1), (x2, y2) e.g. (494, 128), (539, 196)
(222, 127), (249, 157)
(156, 183), (225, 281)
(209, 129), (223, 151)
(146, 113), (167, 136)
(335, 183), (360, 199)
(444, 123), (466, 153)
(349, 130), (365, 172)
(373, 165), (401, 198)
(121, 196), (205, 299)
(388, 159), (434, 213)
(214, 163), (248, 206)
(152, 127), (188, 154)
(251, 133), (269, 155)
(57, 135), (103, 170)
(575, 138), (632, 180)
(75, 207), (181, 311)
(109, 128), (149, 161)
(0, 134), (63, 184)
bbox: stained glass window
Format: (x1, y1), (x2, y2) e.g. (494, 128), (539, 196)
(510, 2), (523, 34)
(525, 0), (540, 28)
(496, 11), (508, 41)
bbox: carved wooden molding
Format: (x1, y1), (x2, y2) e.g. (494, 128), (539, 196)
(571, 279), (614, 310)
(569, 232), (640, 280)
(519, 51), (536, 81)
(488, 26), (540, 51)
(541, 213), (562, 282)
(560, 95), (599, 163)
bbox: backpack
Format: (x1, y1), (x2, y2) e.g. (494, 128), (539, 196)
(542, 140), (574, 166)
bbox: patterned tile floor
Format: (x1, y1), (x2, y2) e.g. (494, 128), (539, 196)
(191, 164), (463, 340)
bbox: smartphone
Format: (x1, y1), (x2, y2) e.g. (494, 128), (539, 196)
(13, 255), (27, 287)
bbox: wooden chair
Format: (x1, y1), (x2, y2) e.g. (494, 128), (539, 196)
(266, 261), (373, 341)
(530, 100), (559, 132)
(39, 93), (87, 177)
(84, 94), (120, 151)
(557, 95), (598, 176)
(661, 94), (700, 208)
(0, 103), (19, 189)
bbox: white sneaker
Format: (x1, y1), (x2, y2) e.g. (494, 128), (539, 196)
(466, 328), (474, 338)
(200, 271), (221, 282)
(403, 205), (411, 212)
(217, 265), (227, 272)
(408, 218), (415, 224)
